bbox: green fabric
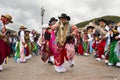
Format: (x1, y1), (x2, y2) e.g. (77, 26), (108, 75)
(15, 42), (20, 58)
(28, 41), (32, 51)
(32, 42), (38, 52)
(109, 41), (119, 64)
(83, 42), (87, 52)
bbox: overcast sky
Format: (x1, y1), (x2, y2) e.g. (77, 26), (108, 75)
(0, 0), (120, 32)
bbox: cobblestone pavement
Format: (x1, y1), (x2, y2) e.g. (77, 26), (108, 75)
(0, 55), (120, 80)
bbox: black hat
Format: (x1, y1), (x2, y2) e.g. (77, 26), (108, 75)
(98, 19), (106, 23)
(49, 17), (58, 24)
(6, 31), (11, 35)
(106, 20), (114, 25)
(58, 13), (70, 21)
(87, 26), (94, 30)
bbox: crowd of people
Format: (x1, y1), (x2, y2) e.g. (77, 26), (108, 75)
(0, 14), (39, 71)
(0, 13), (120, 73)
(74, 18), (120, 67)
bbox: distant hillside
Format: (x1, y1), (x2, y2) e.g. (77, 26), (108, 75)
(6, 28), (16, 33)
(76, 15), (120, 28)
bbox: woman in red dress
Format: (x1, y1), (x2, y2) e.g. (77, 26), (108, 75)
(0, 14), (13, 71)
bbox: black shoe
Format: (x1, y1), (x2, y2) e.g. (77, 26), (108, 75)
(48, 61), (54, 65)
(70, 64), (74, 67)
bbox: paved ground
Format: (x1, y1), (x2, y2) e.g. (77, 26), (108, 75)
(0, 55), (120, 80)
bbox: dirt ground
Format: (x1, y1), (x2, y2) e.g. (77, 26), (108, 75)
(0, 55), (120, 80)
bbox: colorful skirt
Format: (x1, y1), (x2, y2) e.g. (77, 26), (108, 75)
(109, 41), (119, 64)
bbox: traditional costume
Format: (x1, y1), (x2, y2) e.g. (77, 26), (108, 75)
(18, 26), (27, 63)
(108, 26), (120, 66)
(14, 41), (20, 62)
(29, 30), (38, 55)
(52, 13), (77, 72)
(0, 14), (13, 71)
(40, 17), (58, 64)
(92, 19), (107, 61)
(83, 26), (94, 56)
(24, 30), (32, 60)
(76, 32), (84, 55)
(104, 21), (113, 63)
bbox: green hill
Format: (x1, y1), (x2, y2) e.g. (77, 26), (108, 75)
(76, 15), (120, 28)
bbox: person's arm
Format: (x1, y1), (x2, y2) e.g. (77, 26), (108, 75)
(71, 25), (78, 36)
(51, 23), (59, 30)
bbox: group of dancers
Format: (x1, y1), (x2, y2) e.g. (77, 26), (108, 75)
(0, 13), (120, 73)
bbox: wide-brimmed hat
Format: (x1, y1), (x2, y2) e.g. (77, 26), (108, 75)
(87, 26), (94, 30)
(6, 31), (11, 35)
(58, 13), (70, 21)
(1, 14), (13, 23)
(19, 26), (27, 30)
(106, 20), (114, 25)
(86, 22), (95, 30)
(49, 17), (58, 24)
(25, 30), (30, 32)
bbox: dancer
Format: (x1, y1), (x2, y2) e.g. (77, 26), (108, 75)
(0, 14), (13, 71)
(52, 13), (78, 72)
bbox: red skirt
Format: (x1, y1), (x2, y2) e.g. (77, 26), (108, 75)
(0, 39), (11, 65)
(54, 45), (68, 66)
(77, 44), (84, 55)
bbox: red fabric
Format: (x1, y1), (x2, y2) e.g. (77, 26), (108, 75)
(77, 44), (84, 55)
(41, 42), (52, 62)
(45, 40), (53, 56)
(25, 46), (29, 56)
(92, 41), (97, 50)
(105, 54), (109, 60)
(54, 45), (68, 66)
(0, 39), (11, 65)
(92, 40), (106, 58)
(83, 33), (88, 41)
(97, 40), (106, 58)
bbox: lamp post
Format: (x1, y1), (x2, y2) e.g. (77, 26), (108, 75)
(41, 7), (45, 25)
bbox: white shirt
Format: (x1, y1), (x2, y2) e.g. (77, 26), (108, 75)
(105, 25), (110, 32)
(87, 34), (93, 42)
(105, 32), (111, 45)
(20, 30), (25, 43)
(29, 32), (34, 42)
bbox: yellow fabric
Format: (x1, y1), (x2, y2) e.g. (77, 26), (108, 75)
(57, 23), (69, 46)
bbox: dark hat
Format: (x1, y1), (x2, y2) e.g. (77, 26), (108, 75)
(49, 17), (58, 24)
(87, 26), (94, 30)
(58, 13), (70, 21)
(98, 19), (106, 23)
(106, 20), (114, 25)
(25, 30), (30, 32)
(6, 31), (11, 35)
